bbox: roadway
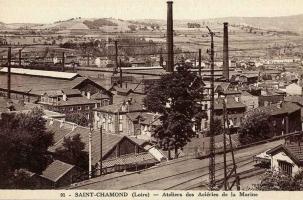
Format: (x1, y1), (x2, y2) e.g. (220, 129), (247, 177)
(70, 139), (283, 190)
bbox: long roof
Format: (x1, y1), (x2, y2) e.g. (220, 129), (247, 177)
(247, 102), (300, 116)
(0, 67), (79, 80)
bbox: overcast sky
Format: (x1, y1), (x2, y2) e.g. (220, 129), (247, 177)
(1, 0), (303, 23)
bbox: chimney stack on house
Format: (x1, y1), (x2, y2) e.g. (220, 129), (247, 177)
(223, 22), (229, 81)
(166, 1), (174, 72)
(62, 94), (67, 101)
(87, 91), (91, 99)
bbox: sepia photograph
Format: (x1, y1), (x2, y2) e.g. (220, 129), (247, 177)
(1, 0), (303, 198)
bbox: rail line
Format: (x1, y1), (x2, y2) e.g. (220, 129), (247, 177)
(165, 159), (256, 190)
(120, 155), (253, 190)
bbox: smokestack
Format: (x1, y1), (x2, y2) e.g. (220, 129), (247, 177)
(166, 1), (174, 72)
(7, 47), (11, 99)
(223, 22), (229, 81)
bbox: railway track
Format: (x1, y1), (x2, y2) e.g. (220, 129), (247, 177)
(120, 155), (254, 190)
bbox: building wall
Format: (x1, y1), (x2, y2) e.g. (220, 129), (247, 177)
(288, 110), (302, 133)
(259, 95), (284, 107)
(241, 95), (259, 110)
(271, 151), (300, 177)
(42, 103), (97, 122)
(285, 84), (302, 96)
(103, 138), (144, 160)
(95, 112), (131, 135)
(55, 167), (82, 188)
(269, 114), (287, 136)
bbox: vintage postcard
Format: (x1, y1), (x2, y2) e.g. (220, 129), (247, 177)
(1, 0), (303, 199)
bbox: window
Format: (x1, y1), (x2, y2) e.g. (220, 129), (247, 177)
(70, 107), (74, 111)
(278, 160), (293, 176)
(78, 106), (82, 111)
(119, 115), (123, 132)
(86, 105), (90, 110)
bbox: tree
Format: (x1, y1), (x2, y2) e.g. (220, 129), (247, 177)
(55, 134), (88, 170)
(0, 108), (54, 188)
(144, 64), (204, 159)
(65, 112), (89, 127)
(238, 111), (272, 145)
(212, 118), (224, 136)
(252, 170), (303, 191)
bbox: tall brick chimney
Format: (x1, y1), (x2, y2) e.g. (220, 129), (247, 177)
(166, 1), (174, 72)
(223, 22), (229, 81)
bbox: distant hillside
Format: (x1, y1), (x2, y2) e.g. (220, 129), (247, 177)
(208, 14), (303, 33)
(83, 18), (118, 29)
(1, 14), (302, 34)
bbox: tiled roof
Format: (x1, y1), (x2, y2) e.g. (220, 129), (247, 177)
(91, 92), (110, 100)
(41, 160), (74, 182)
(48, 121), (125, 165)
(46, 119), (75, 144)
(55, 97), (98, 106)
(102, 153), (158, 168)
(0, 74), (87, 95)
(95, 101), (145, 113)
(285, 142), (303, 163)
(284, 95), (303, 106)
(247, 102), (300, 116)
(214, 97), (246, 110)
(0, 98), (27, 113)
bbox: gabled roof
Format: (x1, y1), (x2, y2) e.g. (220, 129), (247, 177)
(247, 102), (300, 116)
(214, 97), (246, 110)
(0, 67), (79, 80)
(94, 101), (145, 114)
(267, 142), (303, 166)
(40, 160), (75, 183)
(285, 95), (303, 106)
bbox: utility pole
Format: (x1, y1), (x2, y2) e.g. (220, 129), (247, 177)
(206, 26), (215, 190)
(119, 58), (122, 88)
(100, 125), (103, 176)
(7, 47), (11, 99)
(220, 97), (240, 190)
(223, 99), (228, 190)
(198, 49), (202, 77)
(18, 49), (22, 67)
(89, 125), (93, 179)
(62, 52), (65, 72)
(115, 40), (118, 73)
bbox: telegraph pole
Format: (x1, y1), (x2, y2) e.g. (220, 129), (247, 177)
(206, 26), (215, 190)
(115, 40), (118, 73)
(223, 99), (228, 190)
(7, 47), (11, 99)
(198, 49), (202, 77)
(100, 125), (103, 176)
(119, 58), (122, 88)
(89, 125), (93, 179)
